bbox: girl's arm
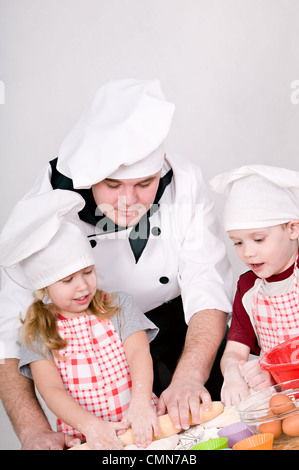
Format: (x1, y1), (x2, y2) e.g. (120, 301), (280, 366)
(122, 330), (158, 447)
(30, 359), (123, 450)
(220, 340), (250, 406)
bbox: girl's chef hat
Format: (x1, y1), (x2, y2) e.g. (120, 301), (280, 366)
(0, 190), (95, 289)
(209, 164), (299, 231)
(57, 79), (175, 189)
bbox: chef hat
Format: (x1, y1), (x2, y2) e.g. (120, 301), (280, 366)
(0, 190), (95, 290)
(209, 164), (299, 231)
(57, 79), (175, 189)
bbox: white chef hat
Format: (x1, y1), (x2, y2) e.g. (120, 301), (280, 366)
(209, 164), (299, 232)
(57, 79), (175, 189)
(0, 190), (95, 290)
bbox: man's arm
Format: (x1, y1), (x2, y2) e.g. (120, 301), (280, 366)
(0, 359), (78, 449)
(157, 309), (227, 430)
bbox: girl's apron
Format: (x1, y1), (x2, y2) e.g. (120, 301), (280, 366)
(54, 314), (158, 439)
(252, 258), (299, 354)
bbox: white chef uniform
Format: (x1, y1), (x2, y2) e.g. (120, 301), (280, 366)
(0, 79), (232, 396)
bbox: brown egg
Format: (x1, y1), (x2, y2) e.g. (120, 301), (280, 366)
(259, 410), (282, 439)
(269, 393), (296, 415)
(282, 414), (299, 437)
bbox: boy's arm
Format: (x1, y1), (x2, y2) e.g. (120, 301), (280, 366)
(220, 340), (251, 406)
(220, 340), (250, 374)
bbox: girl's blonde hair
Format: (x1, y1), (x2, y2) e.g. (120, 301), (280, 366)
(21, 289), (119, 355)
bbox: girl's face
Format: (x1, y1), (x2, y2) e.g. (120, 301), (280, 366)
(92, 170), (162, 228)
(46, 266), (97, 318)
(228, 222), (299, 278)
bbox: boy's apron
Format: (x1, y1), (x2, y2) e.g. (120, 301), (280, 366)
(252, 258), (299, 354)
(54, 314), (158, 439)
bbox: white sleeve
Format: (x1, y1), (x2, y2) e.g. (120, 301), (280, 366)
(0, 164), (53, 360)
(0, 266), (35, 359)
(177, 165), (233, 324)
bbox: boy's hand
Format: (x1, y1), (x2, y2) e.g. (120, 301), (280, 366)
(239, 359), (275, 391)
(221, 363), (250, 406)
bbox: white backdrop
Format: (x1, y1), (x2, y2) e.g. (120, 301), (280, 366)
(0, 0), (299, 449)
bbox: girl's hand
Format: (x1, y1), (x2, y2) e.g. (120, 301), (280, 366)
(80, 416), (124, 450)
(120, 401), (159, 448)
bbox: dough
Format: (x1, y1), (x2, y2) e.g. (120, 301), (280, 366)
(201, 406), (239, 428)
(70, 401), (224, 450)
(125, 434), (180, 450)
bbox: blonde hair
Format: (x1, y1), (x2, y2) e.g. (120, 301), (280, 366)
(21, 289), (119, 355)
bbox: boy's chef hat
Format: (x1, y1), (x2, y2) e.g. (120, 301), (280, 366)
(0, 190), (95, 289)
(209, 164), (299, 231)
(57, 79), (175, 189)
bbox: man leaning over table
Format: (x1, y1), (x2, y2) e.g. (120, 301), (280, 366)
(0, 79), (232, 449)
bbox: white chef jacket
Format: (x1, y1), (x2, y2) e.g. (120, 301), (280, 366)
(0, 153), (233, 359)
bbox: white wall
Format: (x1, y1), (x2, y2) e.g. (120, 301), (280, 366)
(0, 0), (299, 449)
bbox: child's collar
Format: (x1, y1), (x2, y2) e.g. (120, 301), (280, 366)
(264, 252), (299, 283)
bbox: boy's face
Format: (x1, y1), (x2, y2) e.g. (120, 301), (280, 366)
(228, 222), (299, 278)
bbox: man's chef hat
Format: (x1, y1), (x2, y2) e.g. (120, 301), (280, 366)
(57, 79), (175, 189)
(209, 164), (299, 232)
(0, 190), (95, 290)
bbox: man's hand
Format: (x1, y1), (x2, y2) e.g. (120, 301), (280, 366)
(0, 359), (75, 450)
(156, 309), (227, 431)
(156, 372), (211, 431)
(21, 428), (80, 450)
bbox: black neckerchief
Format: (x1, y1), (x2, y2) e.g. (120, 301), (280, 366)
(49, 158), (173, 263)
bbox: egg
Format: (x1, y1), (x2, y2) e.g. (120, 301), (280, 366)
(269, 393), (296, 415)
(259, 410), (282, 439)
(282, 414), (299, 437)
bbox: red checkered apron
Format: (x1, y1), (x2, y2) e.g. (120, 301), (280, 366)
(252, 259), (299, 354)
(53, 314), (158, 439)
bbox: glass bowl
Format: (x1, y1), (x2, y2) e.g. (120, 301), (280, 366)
(235, 379), (299, 447)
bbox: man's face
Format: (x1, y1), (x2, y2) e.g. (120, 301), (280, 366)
(92, 170), (162, 227)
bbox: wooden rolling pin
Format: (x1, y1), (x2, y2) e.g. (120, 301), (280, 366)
(70, 401), (224, 449)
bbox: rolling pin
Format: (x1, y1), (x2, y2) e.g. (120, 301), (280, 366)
(70, 401), (224, 449)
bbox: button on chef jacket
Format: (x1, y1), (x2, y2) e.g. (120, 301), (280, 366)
(0, 153), (233, 359)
